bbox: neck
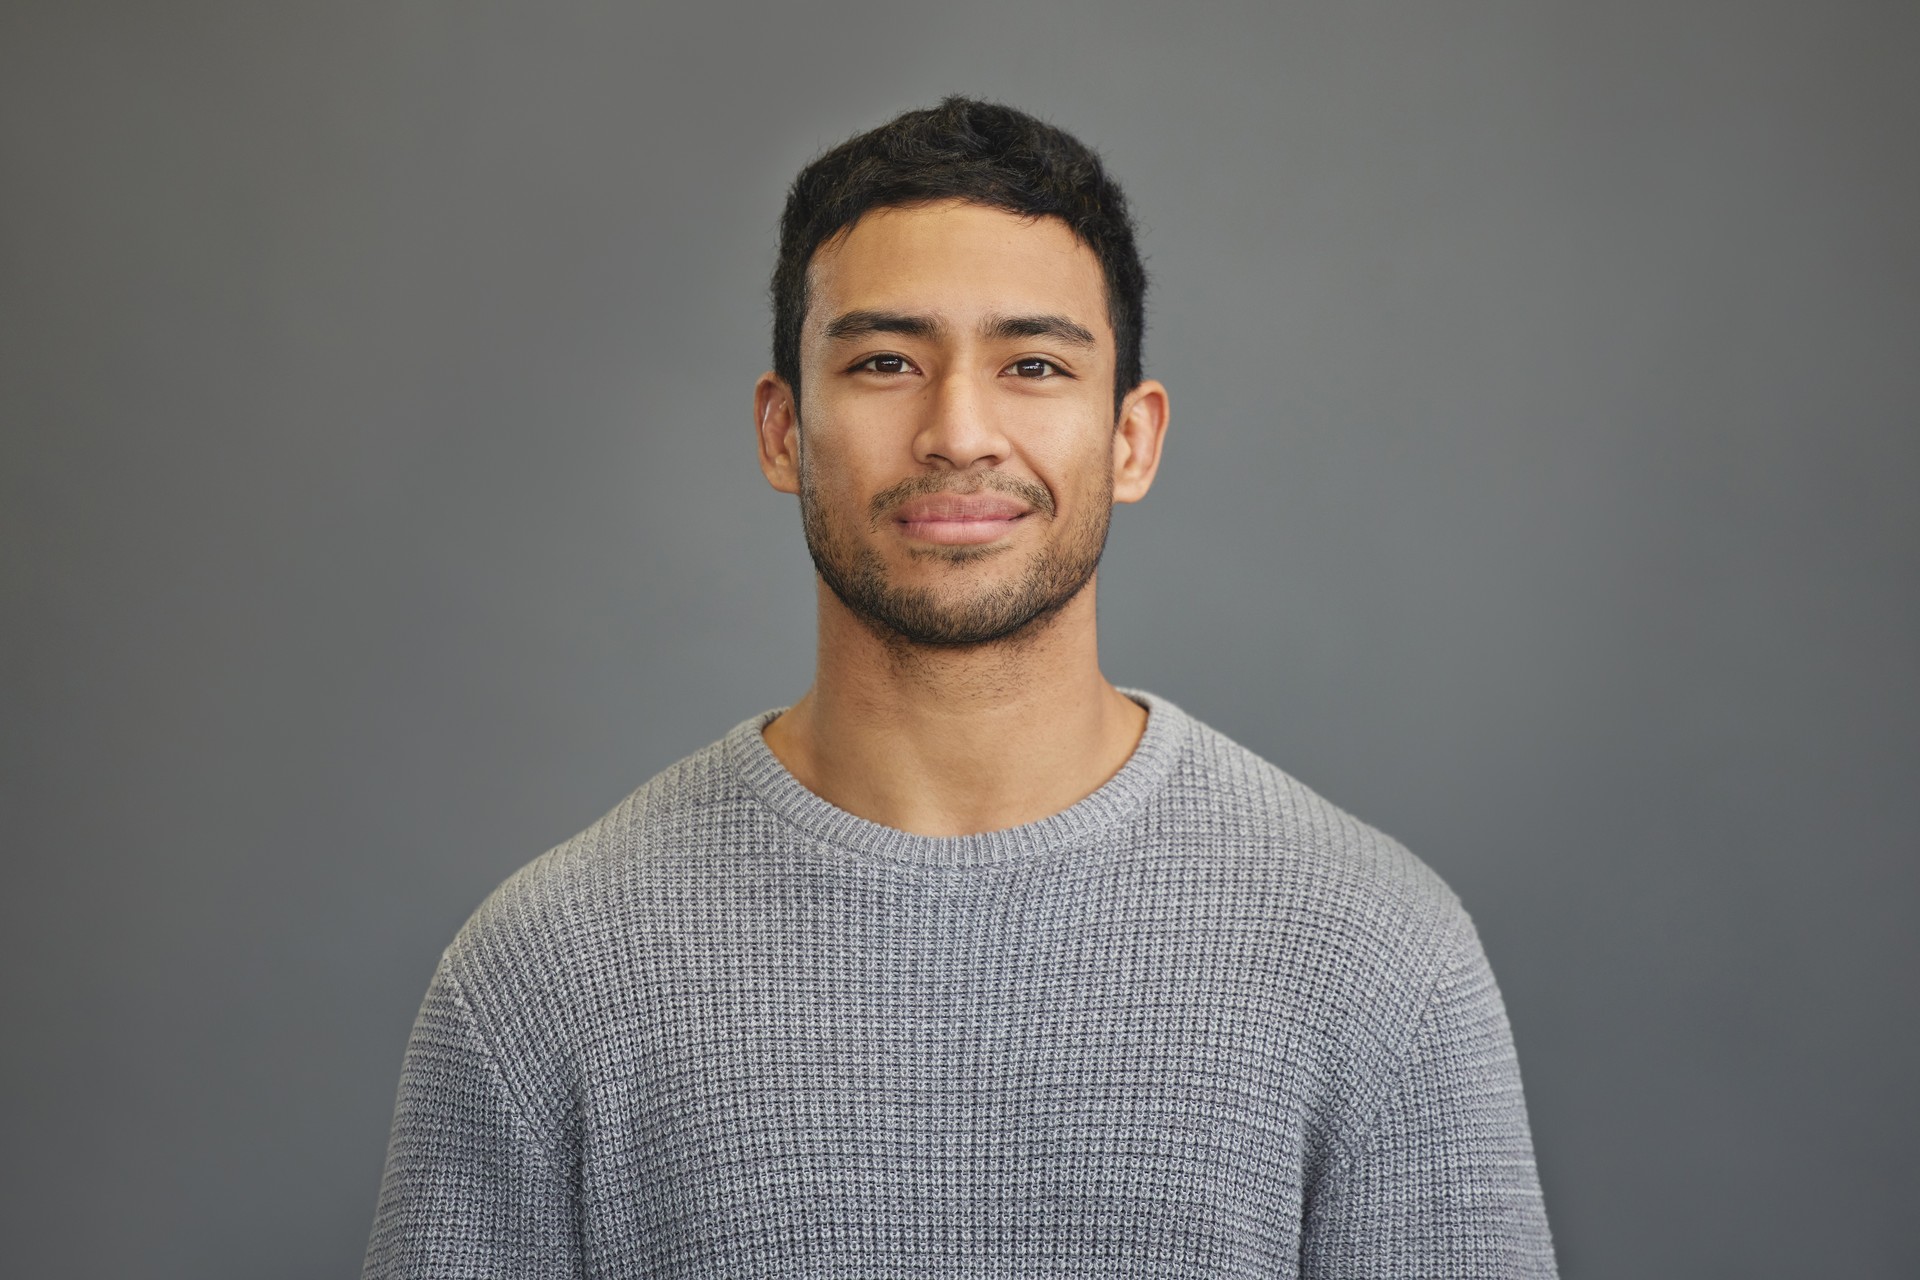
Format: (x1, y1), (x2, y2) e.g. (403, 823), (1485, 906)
(762, 574), (1148, 836)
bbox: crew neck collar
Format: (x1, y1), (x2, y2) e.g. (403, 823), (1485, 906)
(722, 688), (1193, 868)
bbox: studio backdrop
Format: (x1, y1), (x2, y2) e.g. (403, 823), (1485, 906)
(3, 3), (1915, 1276)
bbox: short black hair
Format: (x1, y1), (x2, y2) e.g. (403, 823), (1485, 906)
(772, 96), (1147, 415)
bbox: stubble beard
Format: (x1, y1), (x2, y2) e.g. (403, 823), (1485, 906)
(798, 446), (1114, 650)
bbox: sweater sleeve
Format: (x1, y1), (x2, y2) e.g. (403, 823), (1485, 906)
(363, 958), (584, 1280)
(1300, 918), (1557, 1278)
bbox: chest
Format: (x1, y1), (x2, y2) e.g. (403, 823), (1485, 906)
(567, 875), (1317, 1275)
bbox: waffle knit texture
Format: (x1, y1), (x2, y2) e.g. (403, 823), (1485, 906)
(365, 691), (1555, 1277)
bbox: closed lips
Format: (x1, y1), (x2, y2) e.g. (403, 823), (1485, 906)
(891, 492), (1035, 545)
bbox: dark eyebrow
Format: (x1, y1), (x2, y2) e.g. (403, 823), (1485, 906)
(822, 310), (943, 342)
(984, 313), (1098, 349)
(821, 309), (1098, 350)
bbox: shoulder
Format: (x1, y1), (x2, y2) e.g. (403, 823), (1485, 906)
(1146, 697), (1487, 1140)
(432, 720), (761, 1037)
(1155, 699), (1474, 963)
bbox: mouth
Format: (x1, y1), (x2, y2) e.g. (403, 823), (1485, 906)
(890, 493), (1036, 546)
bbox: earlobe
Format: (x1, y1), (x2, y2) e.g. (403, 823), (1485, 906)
(1112, 379), (1169, 504)
(755, 372), (802, 495)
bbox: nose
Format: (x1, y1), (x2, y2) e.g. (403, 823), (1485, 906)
(912, 366), (1011, 470)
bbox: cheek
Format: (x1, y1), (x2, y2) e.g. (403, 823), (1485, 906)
(797, 436), (870, 523)
(800, 403), (896, 481)
(1041, 428), (1120, 510)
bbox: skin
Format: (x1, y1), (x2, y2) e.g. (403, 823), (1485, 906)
(753, 199), (1170, 837)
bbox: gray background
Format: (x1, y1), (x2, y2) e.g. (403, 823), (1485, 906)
(3, 2), (1914, 1276)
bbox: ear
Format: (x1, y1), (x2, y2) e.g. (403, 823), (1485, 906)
(755, 372), (801, 496)
(1111, 378), (1169, 504)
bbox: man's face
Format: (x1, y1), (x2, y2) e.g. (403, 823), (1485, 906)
(782, 200), (1129, 648)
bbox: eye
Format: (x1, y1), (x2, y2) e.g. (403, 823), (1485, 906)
(1008, 357), (1067, 379)
(854, 353), (916, 376)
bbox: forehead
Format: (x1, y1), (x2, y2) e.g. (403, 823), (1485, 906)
(806, 201), (1110, 335)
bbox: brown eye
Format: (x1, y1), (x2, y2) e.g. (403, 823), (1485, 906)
(1011, 358), (1060, 378)
(860, 354), (911, 375)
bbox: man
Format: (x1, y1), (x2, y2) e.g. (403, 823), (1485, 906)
(365, 97), (1556, 1277)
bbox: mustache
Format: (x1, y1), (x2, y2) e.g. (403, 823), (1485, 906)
(866, 473), (1056, 525)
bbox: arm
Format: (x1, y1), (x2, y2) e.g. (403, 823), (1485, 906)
(1301, 920), (1557, 1278)
(363, 959), (584, 1280)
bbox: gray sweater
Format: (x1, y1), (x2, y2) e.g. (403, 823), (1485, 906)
(365, 691), (1555, 1277)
